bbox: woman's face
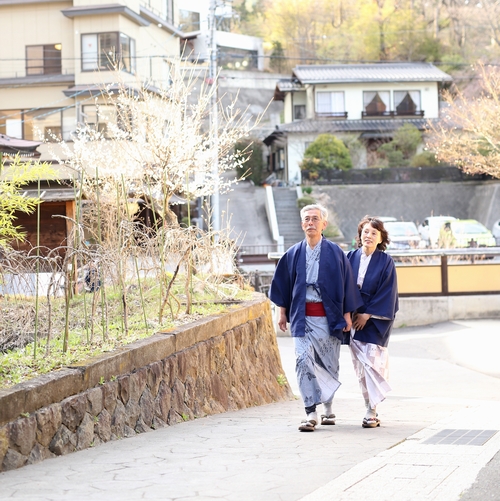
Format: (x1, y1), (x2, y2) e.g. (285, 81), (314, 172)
(360, 222), (382, 253)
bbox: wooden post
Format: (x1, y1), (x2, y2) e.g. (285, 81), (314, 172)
(440, 254), (448, 295)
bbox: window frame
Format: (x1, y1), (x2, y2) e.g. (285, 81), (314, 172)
(393, 90), (423, 117)
(293, 104), (306, 120)
(362, 90), (391, 117)
(25, 44), (62, 76)
(315, 91), (346, 117)
(81, 32), (136, 74)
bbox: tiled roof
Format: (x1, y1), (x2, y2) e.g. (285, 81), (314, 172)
(292, 63), (452, 84)
(277, 118), (430, 134)
(276, 80), (304, 92)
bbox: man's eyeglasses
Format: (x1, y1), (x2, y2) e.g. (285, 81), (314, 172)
(302, 216), (322, 223)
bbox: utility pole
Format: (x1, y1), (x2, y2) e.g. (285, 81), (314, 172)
(208, 0), (219, 234)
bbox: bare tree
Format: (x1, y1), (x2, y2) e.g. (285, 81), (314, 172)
(427, 63), (500, 179)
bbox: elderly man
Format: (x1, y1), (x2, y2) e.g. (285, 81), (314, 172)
(269, 203), (362, 432)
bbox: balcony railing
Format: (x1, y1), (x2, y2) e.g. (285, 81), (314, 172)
(362, 110), (425, 118)
(315, 112), (348, 119)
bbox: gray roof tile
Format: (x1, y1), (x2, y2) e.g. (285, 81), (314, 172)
(292, 63), (452, 83)
(278, 118), (431, 134)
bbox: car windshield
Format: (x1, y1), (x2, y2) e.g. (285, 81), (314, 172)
(429, 217), (455, 228)
(451, 221), (489, 234)
(385, 222), (419, 236)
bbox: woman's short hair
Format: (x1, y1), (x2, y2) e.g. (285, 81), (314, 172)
(300, 203), (328, 221)
(356, 215), (390, 251)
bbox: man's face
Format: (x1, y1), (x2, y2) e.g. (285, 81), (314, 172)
(301, 209), (327, 237)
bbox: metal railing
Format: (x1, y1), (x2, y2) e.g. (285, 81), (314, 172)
(268, 247), (500, 296)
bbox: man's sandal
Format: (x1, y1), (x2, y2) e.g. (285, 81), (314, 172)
(362, 417), (380, 428)
(298, 419), (317, 432)
(320, 414), (336, 425)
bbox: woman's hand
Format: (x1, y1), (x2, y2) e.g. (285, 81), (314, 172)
(352, 313), (371, 330)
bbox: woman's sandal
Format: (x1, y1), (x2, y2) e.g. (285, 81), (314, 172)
(320, 414), (336, 425)
(362, 417), (380, 428)
(298, 419), (317, 432)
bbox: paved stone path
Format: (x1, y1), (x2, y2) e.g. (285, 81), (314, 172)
(1, 319), (499, 501)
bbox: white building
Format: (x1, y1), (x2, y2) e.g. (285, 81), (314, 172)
(263, 62), (453, 184)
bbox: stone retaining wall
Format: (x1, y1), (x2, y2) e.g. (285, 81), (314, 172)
(0, 295), (293, 471)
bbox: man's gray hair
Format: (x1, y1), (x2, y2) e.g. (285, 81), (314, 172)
(300, 203), (328, 221)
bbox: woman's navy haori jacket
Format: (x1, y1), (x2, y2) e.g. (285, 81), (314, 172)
(347, 248), (399, 347)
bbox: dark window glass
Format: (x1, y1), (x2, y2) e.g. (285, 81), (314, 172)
(26, 44), (62, 76)
(294, 105), (306, 120)
(81, 32), (135, 73)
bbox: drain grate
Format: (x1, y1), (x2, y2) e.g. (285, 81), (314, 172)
(423, 429), (498, 446)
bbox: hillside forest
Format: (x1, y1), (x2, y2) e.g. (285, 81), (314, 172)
(233, 0), (500, 78)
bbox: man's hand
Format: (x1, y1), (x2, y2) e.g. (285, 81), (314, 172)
(352, 313), (371, 331)
(278, 307), (288, 332)
(343, 312), (352, 332)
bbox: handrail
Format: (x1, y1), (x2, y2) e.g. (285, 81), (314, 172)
(268, 247), (500, 296)
(264, 186), (284, 253)
(270, 247), (500, 260)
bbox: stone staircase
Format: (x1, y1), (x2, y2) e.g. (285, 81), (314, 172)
(273, 187), (304, 249)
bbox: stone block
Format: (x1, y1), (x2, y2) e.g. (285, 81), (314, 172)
(36, 404), (62, 447)
(103, 381), (118, 414)
(86, 387), (104, 416)
(129, 368), (147, 402)
(2, 448), (26, 471)
(76, 413), (95, 451)
(124, 399), (140, 429)
(170, 378), (186, 416)
(118, 375), (130, 405)
(147, 361), (162, 397)
(138, 388), (154, 428)
(0, 426), (9, 466)
(111, 400), (126, 438)
(95, 408), (112, 442)
(27, 443), (54, 465)
(154, 381), (171, 423)
(61, 394), (86, 432)
(152, 416), (167, 430)
(49, 425), (76, 456)
(9, 415), (36, 456)
(210, 373), (229, 410)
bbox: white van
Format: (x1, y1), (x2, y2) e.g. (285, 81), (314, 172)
(418, 216), (456, 248)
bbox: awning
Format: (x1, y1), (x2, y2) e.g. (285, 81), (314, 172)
(22, 187), (79, 202)
(359, 132), (394, 139)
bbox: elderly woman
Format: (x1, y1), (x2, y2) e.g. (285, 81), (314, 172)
(347, 216), (399, 428)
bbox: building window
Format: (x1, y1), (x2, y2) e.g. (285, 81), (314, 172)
(219, 47), (258, 70)
(26, 44), (62, 76)
(394, 91), (422, 116)
(166, 0), (174, 24)
(0, 108), (69, 142)
(316, 91), (345, 117)
(277, 148), (285, 170)
(294, 105), (306, 120)
(81, 105), (117, 137)
(363, 91), (390, 117)
(179, 10), (200, 32)
(24, 108), (63, 142)
(0, 110), (22, 138)
(81, 33), (136, 73)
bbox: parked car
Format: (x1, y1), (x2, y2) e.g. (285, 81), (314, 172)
(492, 219), (500, 245)
(418, 216), (456, 248)
(385, 221), (424, 250)
(377, 216), (397, 222)
(445, 219), (496, 248)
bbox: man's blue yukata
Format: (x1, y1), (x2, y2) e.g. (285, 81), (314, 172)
(269, 238), (362, 411)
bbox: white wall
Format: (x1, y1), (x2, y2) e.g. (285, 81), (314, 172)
(312, 81), (440, 119)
